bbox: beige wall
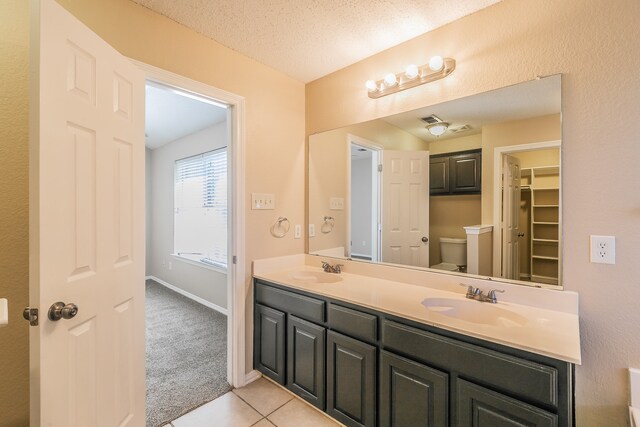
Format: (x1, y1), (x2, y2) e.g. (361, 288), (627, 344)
(0, 1), (30, 424)
(428, 132), (482, 155)
(306, 0), (640, 425)
(481, 113), (561, 223)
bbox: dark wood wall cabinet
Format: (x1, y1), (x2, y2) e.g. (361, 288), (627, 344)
(429, 149), (482, 195)
(254, 279), (575, 427)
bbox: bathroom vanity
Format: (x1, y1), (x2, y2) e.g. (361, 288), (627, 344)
(253, 255), (580, 427)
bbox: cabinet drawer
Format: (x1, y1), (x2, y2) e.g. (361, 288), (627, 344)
(456, 379), (557, 427)
(382, 320), (559, 409)
(328, 304), (377, 344)
(255, 281), (325, 323)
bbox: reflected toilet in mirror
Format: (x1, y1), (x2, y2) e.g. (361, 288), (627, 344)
(430, 237), (467, 272)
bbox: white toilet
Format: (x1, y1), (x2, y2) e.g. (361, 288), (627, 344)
(430, 237), (467, 272)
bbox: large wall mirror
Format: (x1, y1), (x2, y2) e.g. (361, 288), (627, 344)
(308, 75), (562, 288)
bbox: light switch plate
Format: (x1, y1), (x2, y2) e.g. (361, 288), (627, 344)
(252, 193), (275, 210)
(309, 224), (315, 237)
(294, 225), (301, 239)
(330, 197), (344, 210)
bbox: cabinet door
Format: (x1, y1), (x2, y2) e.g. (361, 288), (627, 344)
(254, 304), (286, 385)
(379, 351), (448, 427)
(327, 331), (376, 427)
(450, 152), (481, 193)
(429, 156), (449, 195)
(456, 379), (557, 427)
(287, 315), (326, 410)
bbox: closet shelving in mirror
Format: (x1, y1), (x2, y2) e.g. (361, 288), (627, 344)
(522, 165), (561, 285)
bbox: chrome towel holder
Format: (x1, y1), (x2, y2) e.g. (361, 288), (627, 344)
(321, 216), (335, 234)
(271, 216), (290, 238)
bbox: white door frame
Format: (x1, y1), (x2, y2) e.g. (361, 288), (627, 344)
(492, 140), (561, 280)
(346, 134), (381, 261)
(132, 60), (247, 387)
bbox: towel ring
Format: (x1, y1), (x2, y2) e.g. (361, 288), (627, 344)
(321, 216), (335, 234)
(271, 216), (290, 238)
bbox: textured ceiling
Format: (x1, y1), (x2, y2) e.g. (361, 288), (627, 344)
(131, 0), (501, 83)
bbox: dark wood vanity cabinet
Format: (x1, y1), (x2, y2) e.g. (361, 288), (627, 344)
(456, 380), (557, 427)
(254, 303), (286, 385)
(327, 330), (376, 427)
(287, 315), (325, 409)
(254, 279), (574, 427)
(379, 351), (449, 427)
(429, 149), (482, 195)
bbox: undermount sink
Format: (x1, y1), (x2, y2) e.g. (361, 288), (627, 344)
(422, 297), (528, 327)
(288, 270), (343, 284)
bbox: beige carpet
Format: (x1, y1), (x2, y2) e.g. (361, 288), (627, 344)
(145, 279), (231, 427)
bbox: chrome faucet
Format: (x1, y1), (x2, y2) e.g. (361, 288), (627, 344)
(321, 261), (344, 274)
(460, 284), (504, 303)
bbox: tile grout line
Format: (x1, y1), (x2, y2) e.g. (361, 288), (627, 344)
(232, 387), (294, 418)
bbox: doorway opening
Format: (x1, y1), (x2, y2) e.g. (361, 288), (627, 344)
(144, 80), (232, 426)
(494, 140), (561, 286)
(347, 135), (381, 262)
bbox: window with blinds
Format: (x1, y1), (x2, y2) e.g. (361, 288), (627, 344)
(174, 148), (227, 269)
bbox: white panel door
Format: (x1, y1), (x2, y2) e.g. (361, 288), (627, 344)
(381, 150), (430, 267)
(501, 154), (521, 280)
(30, 1), (145, 426)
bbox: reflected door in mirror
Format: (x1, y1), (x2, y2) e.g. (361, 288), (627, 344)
(381, 150), (430, 267)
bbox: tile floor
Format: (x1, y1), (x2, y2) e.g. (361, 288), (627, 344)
(164, 377), (343, 427)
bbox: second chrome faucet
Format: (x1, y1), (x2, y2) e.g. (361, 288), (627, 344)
(460, 284), (505, 304)
(321, 261), (343, 274)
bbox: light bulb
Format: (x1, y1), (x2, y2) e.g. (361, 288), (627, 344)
(383, 73), (398, 87)
(428, 55), (444, 71)
(405, 64), (419, 80)
(365, 79), (378, 92)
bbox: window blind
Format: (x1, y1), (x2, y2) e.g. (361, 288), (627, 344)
(174, 148), (227, 268)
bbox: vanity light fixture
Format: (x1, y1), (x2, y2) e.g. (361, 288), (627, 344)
(366, 55), (455, 99)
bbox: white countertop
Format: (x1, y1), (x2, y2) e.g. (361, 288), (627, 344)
(253, 254), (581, 364)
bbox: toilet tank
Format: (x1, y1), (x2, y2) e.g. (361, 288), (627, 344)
(439, 237), (467, 266)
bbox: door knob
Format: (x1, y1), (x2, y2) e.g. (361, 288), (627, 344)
(48, 302), (78, 321)
(421, 237), (429, 243)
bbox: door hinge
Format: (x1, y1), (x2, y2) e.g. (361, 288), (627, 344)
(23, 307), (39, 326)
(378, 164), (383, 172)
(232, 255), (237, 265)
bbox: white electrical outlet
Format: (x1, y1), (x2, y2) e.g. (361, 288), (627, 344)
(590, 235), (615, 264)
(294, 225), (302, 239)
(251, 193), (275, 210)
(309, 224), (316, 237)
(330, 197), (344, 210)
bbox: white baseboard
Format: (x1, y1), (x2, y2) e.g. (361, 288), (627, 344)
(146, 275), (228, 316)
(244, 369), (261, 386)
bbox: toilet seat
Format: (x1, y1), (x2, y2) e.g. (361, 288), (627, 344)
(430, 262), (460, 271)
